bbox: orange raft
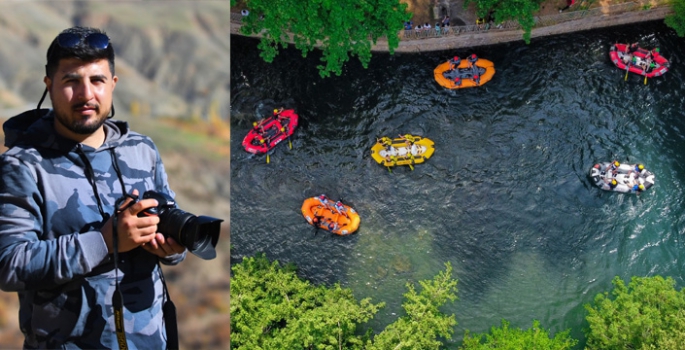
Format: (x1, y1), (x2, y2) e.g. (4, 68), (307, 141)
(434, 54), (495, 89)
(301, 197), (360, 236)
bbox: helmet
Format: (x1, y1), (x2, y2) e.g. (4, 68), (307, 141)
(633, 185), (639, 191)
(474, 75), (479, 79)
(312, 217), (319, 223)
(274, 109), (279, 113)
(319, 194), (326, 200)
(336, 201), (342, 206)
(471, 54), (477, 59)
(259, 138), (265, 144)
(638, 164), (644, 170)
(655, 48), (660, 53)
(613, 161), (620, 167)
(639, 184), (645, 190)
(611, 179), (617, 185)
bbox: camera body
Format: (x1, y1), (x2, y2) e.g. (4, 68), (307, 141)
(139, 191), (222, 260)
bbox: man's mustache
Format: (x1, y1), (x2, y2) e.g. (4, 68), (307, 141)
(72, 102), (99, 110)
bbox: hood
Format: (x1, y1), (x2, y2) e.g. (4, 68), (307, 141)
(3, 109), (130, 151)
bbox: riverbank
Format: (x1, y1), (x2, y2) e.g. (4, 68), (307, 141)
(382, 5), (673, 52)
(229, 2), (673, 52)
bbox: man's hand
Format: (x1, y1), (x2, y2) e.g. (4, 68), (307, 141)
(101, 189), (160, 253)
(142, 234), (187, 258)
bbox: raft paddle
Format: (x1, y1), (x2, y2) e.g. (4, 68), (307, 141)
(279, 125), (293, 150)
(266, 147), (273, 164)
(624, 63), (630, 81)
(644, 73), (648, 85)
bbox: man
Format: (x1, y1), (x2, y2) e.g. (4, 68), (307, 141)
(559, 0), (575, 12)
(611, 160), (620, 175)
(399, 133), (415, 147)
(334, 200), (348, 218)
(0, 26), (186, 349)
(317, 194), (335, 212)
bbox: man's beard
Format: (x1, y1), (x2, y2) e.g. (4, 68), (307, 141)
(54, 103), (110, 135)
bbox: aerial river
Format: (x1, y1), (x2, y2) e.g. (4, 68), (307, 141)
(230, 20), (685, 346)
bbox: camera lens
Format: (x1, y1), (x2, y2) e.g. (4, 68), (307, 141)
(157, 208), (194, 245)
(157, 208), (222, 260)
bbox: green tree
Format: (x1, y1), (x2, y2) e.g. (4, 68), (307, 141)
(230, 253), (382, 349)
(459, 319), (577, 350)
(367, 262), (458, 350)
(665, 0), (685, 37)
(234, 0), (410, 78)
(231, 255), (460, 349)
(584, 275), (685, 350)
(464, 0), (543, 44)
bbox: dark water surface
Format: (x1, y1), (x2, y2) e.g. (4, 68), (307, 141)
(230, 21), (685, 346)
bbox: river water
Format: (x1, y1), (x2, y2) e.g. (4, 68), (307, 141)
(230, 21), (685, 346)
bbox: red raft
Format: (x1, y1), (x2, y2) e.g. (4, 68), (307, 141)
(609, 43), (669, 78)
(242, 109), (299, 155)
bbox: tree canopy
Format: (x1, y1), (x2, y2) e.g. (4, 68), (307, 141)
(367, 262), (458, 350)
(584, 275), (685, 350)
(233, 0), (410, 78)
(230, 254), (459, 349)
(459, 319), (577, 350)
(230, 253), (382, 349)
(665, 0), (685, 37)
(464, 0), (543, 44)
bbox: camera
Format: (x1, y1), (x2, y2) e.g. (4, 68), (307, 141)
(139, 191), (223, 260)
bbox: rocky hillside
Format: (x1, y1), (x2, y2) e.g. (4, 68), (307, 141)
(0, 1), (231, 119)
(0, 1), (231, 348)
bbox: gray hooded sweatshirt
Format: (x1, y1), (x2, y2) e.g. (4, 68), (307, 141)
(0, 109), (185, 349)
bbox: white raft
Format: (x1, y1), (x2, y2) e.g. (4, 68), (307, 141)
(589, 162), (655, 193)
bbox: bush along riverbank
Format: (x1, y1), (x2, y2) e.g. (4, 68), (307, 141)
(230, 254), (685, 349)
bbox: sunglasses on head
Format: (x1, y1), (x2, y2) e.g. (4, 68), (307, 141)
(56, 32), (110, 49)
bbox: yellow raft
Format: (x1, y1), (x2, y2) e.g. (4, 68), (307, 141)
(434, 55), (496, 89)
(370, 135), (435, 169)
(301, 196), (360, 236)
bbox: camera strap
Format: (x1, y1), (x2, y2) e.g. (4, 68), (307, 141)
(159, 264), (179, 350)
(110, 194), (180, 350)
(111, 196), (133, 350)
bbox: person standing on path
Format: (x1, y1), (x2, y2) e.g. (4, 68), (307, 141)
(560, 0), (576, 12)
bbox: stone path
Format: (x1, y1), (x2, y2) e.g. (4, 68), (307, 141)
(378, 6), (672, 52)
